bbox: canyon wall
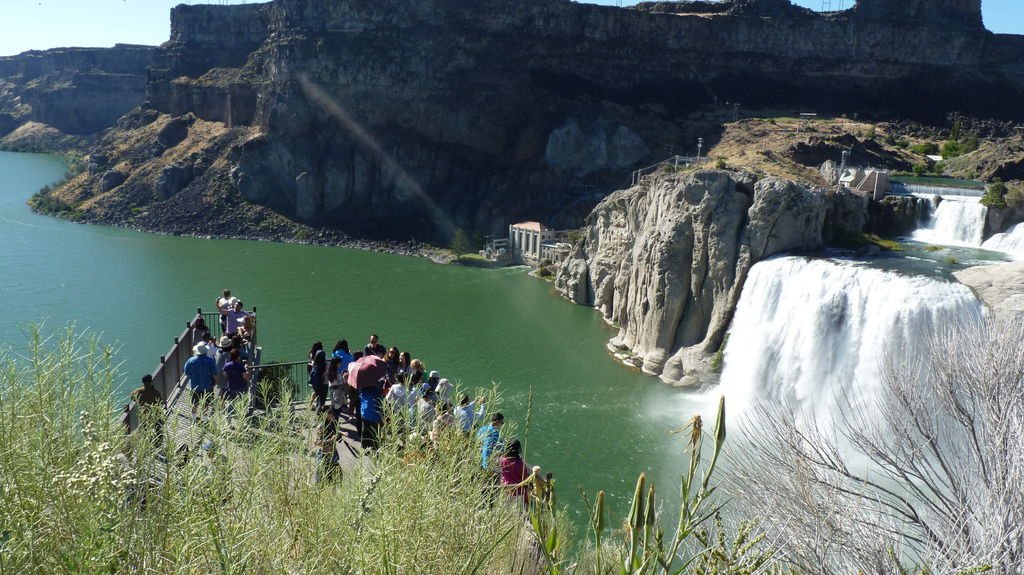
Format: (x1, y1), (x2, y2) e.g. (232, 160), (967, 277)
(56, 0), (1024, 242)
(555, 169), (832, 386)
(0, 45), (153, 137)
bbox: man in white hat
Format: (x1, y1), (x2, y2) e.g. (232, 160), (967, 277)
(183, 342), (218, 419)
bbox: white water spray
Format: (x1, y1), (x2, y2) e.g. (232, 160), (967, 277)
(718, 257), (982, 418)
(911, 195), (987, 247)
(981, 222), (1024, 260)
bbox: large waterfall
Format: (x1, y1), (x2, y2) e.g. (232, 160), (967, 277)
(911, 196), (988, 247)
(718, 257), (983, 417)
(982, 222), (1024, 260)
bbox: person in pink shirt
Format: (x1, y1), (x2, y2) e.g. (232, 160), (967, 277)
(499, 439), (530, 506)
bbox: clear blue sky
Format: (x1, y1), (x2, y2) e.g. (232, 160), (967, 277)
(0, 0), (1021, 57)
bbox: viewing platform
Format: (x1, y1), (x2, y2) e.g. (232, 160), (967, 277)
(121, 308), (362, 471)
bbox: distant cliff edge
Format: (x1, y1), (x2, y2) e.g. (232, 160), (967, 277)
(0, 45), (153, 149)
(38, 0), (1024, 243)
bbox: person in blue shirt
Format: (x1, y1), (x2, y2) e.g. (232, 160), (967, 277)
(332, 339), (355, 375)
(477, 412), (505, 469)
(183, 343), (218, 419)
(360, 383), (384, 451)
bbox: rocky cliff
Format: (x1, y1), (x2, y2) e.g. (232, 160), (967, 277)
(556, 169), (831, 386)
(44, 0), (1024, 243)
(0, 45), (153, 139)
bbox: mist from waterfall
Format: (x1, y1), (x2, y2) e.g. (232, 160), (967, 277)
(911, 196), (987, 247)
(981, 222), (1024, 260)
(717, 257), (983, 419)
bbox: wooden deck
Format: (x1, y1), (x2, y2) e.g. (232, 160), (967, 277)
(160, 377), (363, 472)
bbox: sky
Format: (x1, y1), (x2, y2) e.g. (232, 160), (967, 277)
(0, 0), (1022, 57)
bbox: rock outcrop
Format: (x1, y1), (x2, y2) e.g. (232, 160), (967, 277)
(555, 170), (827, 386)
(0, 45), (153, 138)
(955, 261), (1024, 322)
(46, 0), (1024, 244)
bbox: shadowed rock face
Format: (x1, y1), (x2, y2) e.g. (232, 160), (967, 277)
(65, 0), (1024, 242)
(0, 45), (153, 136)
(555, 170), (830, 386)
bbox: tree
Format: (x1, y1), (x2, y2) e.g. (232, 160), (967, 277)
(727, 316), (1024, 574)
(450, 227), (473, 256)
(982, 179), (1008, 209)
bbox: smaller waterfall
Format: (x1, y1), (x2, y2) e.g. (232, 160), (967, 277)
(718, 257), (983, 419)
(982, 222), (1024, 260)
(911, 196), (987, 247)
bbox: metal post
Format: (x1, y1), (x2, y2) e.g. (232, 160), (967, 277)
(697, 138), (704, 161)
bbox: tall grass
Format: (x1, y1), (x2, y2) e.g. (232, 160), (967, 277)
(0, 328), (534, 573)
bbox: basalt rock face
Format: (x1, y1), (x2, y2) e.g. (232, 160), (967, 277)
(64, 0), (1024, 242)
(0, 45), (153, 137)
(555, 170), (827, 386)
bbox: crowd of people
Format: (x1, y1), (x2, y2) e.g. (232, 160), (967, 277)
(309, 332), (541, 504)
(132, 289), (541, 505)
(181, 289), (257, 418)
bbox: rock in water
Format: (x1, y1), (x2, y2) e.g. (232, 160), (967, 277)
(556, 170), (828, 386)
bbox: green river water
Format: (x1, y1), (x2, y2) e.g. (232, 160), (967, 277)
(0, 151), (695, 528)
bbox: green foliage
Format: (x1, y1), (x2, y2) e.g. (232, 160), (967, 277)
(450, 227), (474, 256)
(951, 120), (962, 142)
(28, 185), (80, 219)
(714, 158), (728, 170)
(981, 180), (1008, 210)
(537, 267), (554, 278)
(865, 125), (876, 140)
(941, 140), (965, 159)
(568, 230), (584, 246)
(910, 142), (940, 156)
(932, 161), (946, 176)
(913, 164), (928, 177)
(0, 327), (531, 573)
(529, 398), (777, 575)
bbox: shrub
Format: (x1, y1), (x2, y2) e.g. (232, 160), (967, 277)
(714, 158), (728, 170)
(450, 227), (473, 256)
(910, 142), (940, 155)
(981, 179), (1008, 209)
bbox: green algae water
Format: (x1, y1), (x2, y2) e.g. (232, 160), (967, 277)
(0, 151), (692, 529)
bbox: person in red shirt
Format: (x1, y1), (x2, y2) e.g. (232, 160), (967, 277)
(499, 439), (530, 506)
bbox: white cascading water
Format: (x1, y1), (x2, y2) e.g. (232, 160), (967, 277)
(982, 222), (1024, 260)
(911, 196), (988, 247)
(718, 257), (983, 419)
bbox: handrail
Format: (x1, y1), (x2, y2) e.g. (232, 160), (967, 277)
(121, 312), (200, 434)
(121, 306), (260, 434)
(631, 155), (708, 186)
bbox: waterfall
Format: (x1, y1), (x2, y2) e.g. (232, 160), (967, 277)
(718, 257), (982, 418)
(982, 222), (1024, 260)
(911, 196), (987, 247)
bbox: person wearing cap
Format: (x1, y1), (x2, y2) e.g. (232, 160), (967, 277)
(423, 371), (441, 396)
(435, 377), (453, 404)
(184, 342), (218, 419)
(214, 335), (232, 397)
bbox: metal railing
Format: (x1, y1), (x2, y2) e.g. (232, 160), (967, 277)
(631, 155), (708, 186)
(121, 312), (200, 433)
(251, 360), (310, 405)
(121, 306), (260, 434)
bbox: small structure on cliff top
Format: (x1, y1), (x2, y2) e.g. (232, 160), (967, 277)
(839, 167), (890, 201)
